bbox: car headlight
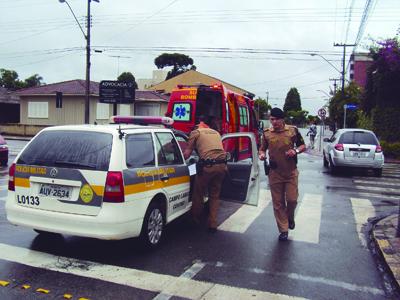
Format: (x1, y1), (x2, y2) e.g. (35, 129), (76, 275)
(0, 144), (8, 149)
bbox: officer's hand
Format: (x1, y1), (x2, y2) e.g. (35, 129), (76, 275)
(285, 149), (297, 158)
(258, 152), (266, 161)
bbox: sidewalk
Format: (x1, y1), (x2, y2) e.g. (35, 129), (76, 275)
(372, 215), (400, 291)
(3, 135), (32, 141)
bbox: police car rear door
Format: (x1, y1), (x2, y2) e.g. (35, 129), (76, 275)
(220, 132), (260, 206)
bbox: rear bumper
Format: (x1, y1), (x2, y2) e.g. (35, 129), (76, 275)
(332, 157), (384, 169)
(5, 194), (145, 240)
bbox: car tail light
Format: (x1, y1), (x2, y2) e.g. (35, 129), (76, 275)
(8, 163), (15, 191)
(376, 145), (382, 153)
(334, 144), (344, 151)
(103, 171), (124, 203)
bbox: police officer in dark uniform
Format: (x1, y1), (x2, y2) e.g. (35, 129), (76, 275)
(183, 116), (227, 233)
(258, 108), (306, 241)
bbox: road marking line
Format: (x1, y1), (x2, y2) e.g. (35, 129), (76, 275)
(354, 185), (400, 194)
(350, 198), (375, 248)
(218, 189), (270, 233)
(353, 179), (400, 187)
(353, 177), (400, 183)
(290, 193), (322, 244)
(354, 192), (399, 201)
(153, 262), (206, 300)
(0, 243), (306, 300)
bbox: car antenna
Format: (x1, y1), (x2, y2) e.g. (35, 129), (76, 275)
(118, 124), (125, 140)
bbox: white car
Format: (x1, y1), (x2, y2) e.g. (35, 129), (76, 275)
(6, 117), (259, 247)
(323, 128), (384, 176)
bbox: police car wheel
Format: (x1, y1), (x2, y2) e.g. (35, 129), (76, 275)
(140, 202), (164, 247)
(328, 156), (337, 174)
(373, 168), (382, 177)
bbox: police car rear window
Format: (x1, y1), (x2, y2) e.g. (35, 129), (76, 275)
(17, 130), (113, 171)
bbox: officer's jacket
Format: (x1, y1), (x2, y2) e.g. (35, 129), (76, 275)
(187, 127), (225, 160)
(260, 125), (305, 176)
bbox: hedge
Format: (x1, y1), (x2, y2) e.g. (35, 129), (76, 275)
(380, 141), (400, 159)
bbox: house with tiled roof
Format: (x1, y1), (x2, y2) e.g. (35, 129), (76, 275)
(147, 70), (254, 97)
(15, 79), (169, 130)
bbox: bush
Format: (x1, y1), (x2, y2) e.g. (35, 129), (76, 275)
(372, 107), (400, 142)
(381, 140), (400, 159)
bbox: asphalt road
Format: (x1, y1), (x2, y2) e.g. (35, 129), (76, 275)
(0, 139), (399, 299)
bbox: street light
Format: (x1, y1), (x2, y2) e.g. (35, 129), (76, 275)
(311, 53), (348, 128)
(59, 0), (99, 124)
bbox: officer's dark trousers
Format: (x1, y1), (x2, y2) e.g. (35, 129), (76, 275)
(269, 169), (299, 233)
(192, 164), (226, 229)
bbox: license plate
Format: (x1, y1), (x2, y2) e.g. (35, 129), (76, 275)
(39, 184), (72, 200)
(352, 151), (365, 158)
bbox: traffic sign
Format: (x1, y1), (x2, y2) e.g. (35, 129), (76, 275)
(318, 108), (326, 118)
(99, 80), (135, 104)
(344, 103), (357, 110)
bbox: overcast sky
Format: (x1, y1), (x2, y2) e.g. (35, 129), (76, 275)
(1, 0), (399, 115)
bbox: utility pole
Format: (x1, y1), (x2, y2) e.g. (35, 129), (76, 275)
(329, 78), (340, 94)
(334, 43), (356, 128)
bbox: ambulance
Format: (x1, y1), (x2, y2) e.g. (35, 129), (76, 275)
(166, 83), (261, 161)
(6, 116), (260, 247)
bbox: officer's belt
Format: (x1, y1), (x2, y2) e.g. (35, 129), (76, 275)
(199, 158), (227, 166)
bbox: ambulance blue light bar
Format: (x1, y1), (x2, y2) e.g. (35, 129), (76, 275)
(110, 115), (174, 126)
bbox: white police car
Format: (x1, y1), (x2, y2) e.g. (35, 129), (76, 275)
(6, 116), (259, 247)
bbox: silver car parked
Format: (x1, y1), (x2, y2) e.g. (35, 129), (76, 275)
(323, 128), (384, 176)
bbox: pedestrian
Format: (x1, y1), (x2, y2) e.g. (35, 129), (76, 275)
(183, 115), (227, 233)
(306, 122), (317, 149)
(258, 108), (306, 241)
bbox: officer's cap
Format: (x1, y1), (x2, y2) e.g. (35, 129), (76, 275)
(270, 107), (285, 119)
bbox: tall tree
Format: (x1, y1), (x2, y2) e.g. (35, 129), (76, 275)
(254, 97), (270, 119)
(117, 72), (138, 89)
(328, 82), (361, 129)
(362, 38), (400, 142)
(283, 87), (302, 113)
(24, 74), (44, 88)
(154, 53), (196, 80)
(0, 69), (22, 90)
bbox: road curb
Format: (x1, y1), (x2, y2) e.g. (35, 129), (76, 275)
(372, 215), (400, 290)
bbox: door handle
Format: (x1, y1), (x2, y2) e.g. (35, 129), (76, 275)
(160, 175), (169, 181)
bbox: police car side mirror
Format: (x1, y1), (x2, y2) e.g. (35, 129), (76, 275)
(323, 138), (331, 142)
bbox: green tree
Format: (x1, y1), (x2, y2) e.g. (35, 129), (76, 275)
(328, 82), (362, 129)
(154, 53), (196, 80)
(254, 97), (270, 119)
(24, 74), (44, 88)
(283, 87), (302, 113)
(117, 72), (138, 89)
(0, 69), (45, 90)
(362, 38), (400, 142)
(0, 69), (23, 89)
(283, 87), (306, 125)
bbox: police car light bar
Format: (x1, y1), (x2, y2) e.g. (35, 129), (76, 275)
(110, 115), (174, 126)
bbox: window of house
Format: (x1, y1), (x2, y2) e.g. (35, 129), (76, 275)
(119, 104), (131, 116)
(28, 102), (48, 118)
(96, 103), (110, 120)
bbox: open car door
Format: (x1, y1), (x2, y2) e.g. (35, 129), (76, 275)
(221, 133), (260, 206)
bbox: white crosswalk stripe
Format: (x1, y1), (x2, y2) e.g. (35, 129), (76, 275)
(350, 198), (375, 248)
(218, 189), (270, 233)
(0, 243), (307, 300)
(290, 193), (323, 244)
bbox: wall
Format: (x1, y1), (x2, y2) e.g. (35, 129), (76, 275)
(0, 123), (47, 136)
